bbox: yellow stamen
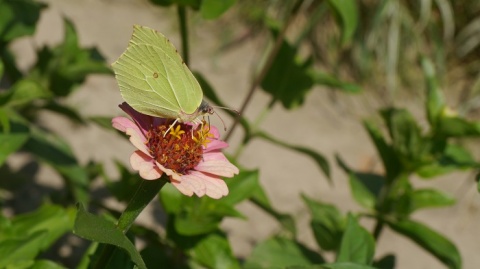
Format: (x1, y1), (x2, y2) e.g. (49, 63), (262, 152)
(169, 125), (185, 139)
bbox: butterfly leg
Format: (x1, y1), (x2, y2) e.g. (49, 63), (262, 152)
(164, 118), (179, 137)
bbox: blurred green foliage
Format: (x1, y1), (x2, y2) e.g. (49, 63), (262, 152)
(2, 0), (480, 269)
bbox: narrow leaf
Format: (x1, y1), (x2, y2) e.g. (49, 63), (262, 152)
(387, 219), (461, 269)
(363, 119), (402, 181)
(410, 189), (455, 213)
(336, 155), (382, 210)
(421, 57), (444, 127)
(327, 0), (358, 45)
(200, 0), (236, 19)
(310, 70), (361, 93)
(257, 130), (330, 180)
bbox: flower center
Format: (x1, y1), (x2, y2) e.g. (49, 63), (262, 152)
(146, 121), (212, 175)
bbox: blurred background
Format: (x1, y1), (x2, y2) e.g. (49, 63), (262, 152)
(2, 0), (480, 268)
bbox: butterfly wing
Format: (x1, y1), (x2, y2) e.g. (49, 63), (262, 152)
(112, 25), (203, 120)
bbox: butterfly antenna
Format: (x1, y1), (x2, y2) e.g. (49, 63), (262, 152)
(211, 105), (240, 115)
(213, 110), (228, 131)
(210, 105), (240, 132)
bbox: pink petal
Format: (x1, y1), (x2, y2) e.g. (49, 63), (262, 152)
(112, 116), (136, 132)
(112, 116), (150, 155)
(119, 103), (154, 132)
(204, 139), (229, 152)
(130, 151), (162, 180)
(203, 151), (229, 161)
(191, 171), (228, 199)
(125, 128), (150, 155)
(195, 153), (239, 177)
(208, 125), (221, 139)
(155, 161), (182, 182)
(170, 180), (194, 197)
(176, 173), (207, 197)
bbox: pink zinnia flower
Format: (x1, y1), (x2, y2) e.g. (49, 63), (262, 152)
(112, 103), (239, 199)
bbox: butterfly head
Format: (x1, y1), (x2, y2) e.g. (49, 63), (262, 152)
(199, 99), (214, 115)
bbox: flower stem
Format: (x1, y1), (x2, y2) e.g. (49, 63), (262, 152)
(117, 177), (167, 232)
(177, 5), (190, 66)
(92, 177), (167, 269)
(224, 0), (305, 142)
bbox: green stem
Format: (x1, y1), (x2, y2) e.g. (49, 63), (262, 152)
(224, 0), (305, 142)
(231, 99), (275, 159)
(177, 5), (190, 66)
(372, 220), (384, 240)
(117, 178), (167, 232)
(92, 177), (167, 269)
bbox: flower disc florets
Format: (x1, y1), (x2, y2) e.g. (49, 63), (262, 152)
(146, 122), (211, 175)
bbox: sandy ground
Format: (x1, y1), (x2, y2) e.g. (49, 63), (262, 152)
(9, 0), (480, 268)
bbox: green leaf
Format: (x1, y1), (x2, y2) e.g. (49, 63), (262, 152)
(416, 144), (479, 178)
(0, 231), (48, 267)
(372, 254), (395, 269)
(73, 204), (147, 269)
(336, 214), (375, 265)
(244, 237), (324, 269)
(363, 119), (402, 181)
(336, 155), (382, 210)
(310, 70), (362, 93)
(0, 131), (29, 167)
(302, 195), (345, 251)
(30, 19), (111, 97)
(160, 182), (184, 214)
(261, 31), (314, 109)
(140, 245), (175, 269)
(189, 232), (240, 269)
(387, 219), (461, 269)
(436, 115), (480, 137)
(0, 204), (74, 248)
(0, 79), (50, 107)
(0, 107), (9, 132)
(89, 116), (116, 131)
(200, 0), (236, 19)
(327, 0), (358, 46)
(222, 169), (260, 205)
(421, 57), (444, 127)
(257, 131), (330, 180)
(160, 183), (244, 236)
(174, 199), (243, 235)
(0, 0), (47, 43)
(43, 101), (85, 124)
(409, 189), (455, 213)
(89, 245), (136, 269)
(381, 108), (430, 167)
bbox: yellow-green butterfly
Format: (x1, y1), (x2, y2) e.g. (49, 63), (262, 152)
(112, 25), (213, 123)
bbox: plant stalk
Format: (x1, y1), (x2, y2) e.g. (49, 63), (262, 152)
(92, 177), (167, 269)
(177, 5), (190, 66)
